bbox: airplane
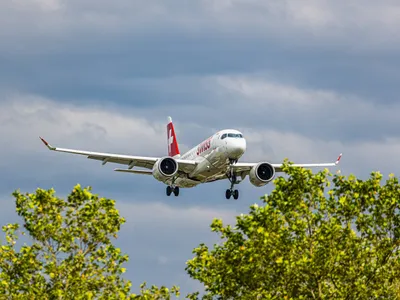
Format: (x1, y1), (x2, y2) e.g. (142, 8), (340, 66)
(39, 117), (342, 200)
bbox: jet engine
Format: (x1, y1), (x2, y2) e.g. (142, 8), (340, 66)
(152, 157), (179, 182)
(249, 162), (275, 187)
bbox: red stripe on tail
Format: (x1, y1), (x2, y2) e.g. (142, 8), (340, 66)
(167, 118), (180, 157)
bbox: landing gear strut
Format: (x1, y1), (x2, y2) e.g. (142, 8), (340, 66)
(166, 186), (179, 197)
(226, 159), (240, 200)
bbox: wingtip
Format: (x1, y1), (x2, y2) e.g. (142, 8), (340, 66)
(168, 116), (172, 123)
(39, 136), (48, 146)
(39, 136), (55, 150)
(335, 153), (343, 165)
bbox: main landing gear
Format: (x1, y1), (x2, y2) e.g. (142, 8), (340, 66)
(166, 185), (179, 197)
(226, 188), (239, 200)
(226, 159), (240, 200)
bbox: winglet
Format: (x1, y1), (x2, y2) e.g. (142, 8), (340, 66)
(39, 136), (56, 150)
(335, 153), (343, 165)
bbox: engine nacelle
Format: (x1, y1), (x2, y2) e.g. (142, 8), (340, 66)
(249, 162), (276, 187)
(152, 157), (179, 182)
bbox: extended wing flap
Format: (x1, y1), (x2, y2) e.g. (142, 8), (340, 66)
(114, 168), (153, 175)
(87, 155), (155, 169)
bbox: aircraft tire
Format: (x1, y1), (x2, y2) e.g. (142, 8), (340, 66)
(225, 189), (231, 199)
(173, 186), (180, 196)
(233, 190), (239, 200)
(166, 186), (172, 196)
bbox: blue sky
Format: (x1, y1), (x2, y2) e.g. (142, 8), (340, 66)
(1, 0), (400, 295)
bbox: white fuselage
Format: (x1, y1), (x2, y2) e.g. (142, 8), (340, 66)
(172, 129), (246, 188)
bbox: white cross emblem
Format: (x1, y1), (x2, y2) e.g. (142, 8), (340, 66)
(168, 129), (174, 154)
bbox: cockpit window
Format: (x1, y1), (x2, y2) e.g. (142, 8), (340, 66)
(221, 133), (243, 139)
(227, 133), (243, 138)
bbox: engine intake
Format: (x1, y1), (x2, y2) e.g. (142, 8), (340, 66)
(152, 157), (178, 182)
(249, 162), (275, 187)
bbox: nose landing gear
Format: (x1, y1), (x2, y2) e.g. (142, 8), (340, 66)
(226, 159), (240, 200)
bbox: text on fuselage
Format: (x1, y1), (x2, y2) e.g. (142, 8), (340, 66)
(197, 138), (211, 155)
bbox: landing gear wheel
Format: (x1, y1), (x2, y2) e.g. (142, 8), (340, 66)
(173, 186), (180, 196)
(225, 162), (241, 200)
(166, 186), (172, 196)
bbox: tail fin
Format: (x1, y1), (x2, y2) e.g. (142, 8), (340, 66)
(167, 116), (180, 158)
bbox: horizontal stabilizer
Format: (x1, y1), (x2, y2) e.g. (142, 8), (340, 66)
(114, 168), (153, 175)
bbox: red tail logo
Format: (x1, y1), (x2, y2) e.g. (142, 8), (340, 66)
(167, 117), (180, 157)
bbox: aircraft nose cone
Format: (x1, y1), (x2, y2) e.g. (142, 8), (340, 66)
(238, 139), (246, 154)
(229, 139), (246, 158)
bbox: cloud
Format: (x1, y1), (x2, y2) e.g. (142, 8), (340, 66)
(212, 75), (400, 143)
(216, 76), (339, 106)
(201, 0), (400, 49)
(241, 127), (400, 179)
(0, 93), (166, 154)
(2, 0), (400, 107)
(1, 0), (400, 53)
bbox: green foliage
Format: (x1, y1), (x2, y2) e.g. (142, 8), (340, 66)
(132, 282), (180, 299)
(0, 184), (179, 299)
(186, 161), (400, 299)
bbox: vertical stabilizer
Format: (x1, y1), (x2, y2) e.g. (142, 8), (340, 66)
(167, 116), (180, 158)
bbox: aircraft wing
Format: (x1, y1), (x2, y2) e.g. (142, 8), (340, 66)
(39, 137), (197, 174)
(232, 153), (342, 174)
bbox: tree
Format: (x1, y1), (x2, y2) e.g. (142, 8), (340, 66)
(0, 184), (179, 299)
(186, 161), (400, 299)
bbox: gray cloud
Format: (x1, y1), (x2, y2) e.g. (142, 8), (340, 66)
(210, 75), (400, 142)
(2, 0), (400, 51)
(1, 36), (399, 114)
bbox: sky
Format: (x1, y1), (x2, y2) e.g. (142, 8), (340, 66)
(1, 0), (400, 296)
